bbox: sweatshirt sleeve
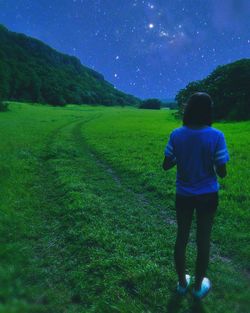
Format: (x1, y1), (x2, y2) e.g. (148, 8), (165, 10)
(214, 132), (230, 166)
(164, 131), (176, 161)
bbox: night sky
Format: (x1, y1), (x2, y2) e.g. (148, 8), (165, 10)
(0, 0), (249, 99)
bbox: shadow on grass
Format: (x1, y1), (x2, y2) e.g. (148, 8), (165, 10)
(166, 290), (207, 313)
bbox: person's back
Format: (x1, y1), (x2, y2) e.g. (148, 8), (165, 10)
(166, 125), (229, 196)
(162, 92), (229, 299)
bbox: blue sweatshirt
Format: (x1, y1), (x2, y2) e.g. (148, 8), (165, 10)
(164, 126), (230, 196)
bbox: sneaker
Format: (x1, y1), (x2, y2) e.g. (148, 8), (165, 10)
(192, 277), (211, 299)
(176, 274), (191, 295)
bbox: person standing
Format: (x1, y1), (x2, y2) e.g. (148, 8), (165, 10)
(162, 92), (229, 299)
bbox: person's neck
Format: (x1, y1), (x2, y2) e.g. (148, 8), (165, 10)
(186, 125), (209, 129)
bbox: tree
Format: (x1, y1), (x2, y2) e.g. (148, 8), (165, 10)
(139, 98), (161, 110)
(175, 59), (250, 120)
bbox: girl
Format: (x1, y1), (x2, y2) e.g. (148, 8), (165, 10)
(162, 92), (229, 299)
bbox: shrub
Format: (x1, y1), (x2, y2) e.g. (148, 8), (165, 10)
(0, 101), (9, 112)
(139, 98), (161, 110)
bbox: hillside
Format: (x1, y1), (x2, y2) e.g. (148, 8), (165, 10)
(175, 59), (250, 120)
(0, 25), (140, 106)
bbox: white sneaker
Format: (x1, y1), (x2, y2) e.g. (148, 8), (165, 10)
(192, 277), (211, 299)
(176, 274), (191, 295)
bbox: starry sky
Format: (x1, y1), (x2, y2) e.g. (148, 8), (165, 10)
(0, 0), (249, 99)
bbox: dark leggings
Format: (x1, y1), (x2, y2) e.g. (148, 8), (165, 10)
(174, 192), (218, 289)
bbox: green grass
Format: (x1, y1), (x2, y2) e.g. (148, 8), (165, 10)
(0, 102), (249, 313)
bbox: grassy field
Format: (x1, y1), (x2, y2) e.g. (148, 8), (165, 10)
(0, 102), (249, 313)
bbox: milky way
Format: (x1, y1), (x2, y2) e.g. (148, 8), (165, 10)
(0, 0), (249, 99)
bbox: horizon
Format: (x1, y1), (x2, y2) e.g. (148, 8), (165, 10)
(0, 1), (249, 99)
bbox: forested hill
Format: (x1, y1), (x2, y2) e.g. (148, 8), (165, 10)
(0, 25), (140, 106)
(175, 59), (250, 120)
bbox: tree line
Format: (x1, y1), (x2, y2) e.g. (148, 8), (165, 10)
(1, 25), (249, 120)
(175, 58), (250, 121)
(0, 25), (139, 107)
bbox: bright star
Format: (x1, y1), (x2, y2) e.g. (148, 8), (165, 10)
(148, 23), (154, 29)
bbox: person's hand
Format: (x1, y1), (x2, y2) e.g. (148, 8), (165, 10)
(162, 156), (176, 171)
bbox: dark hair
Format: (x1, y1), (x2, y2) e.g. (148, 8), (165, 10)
(183, 92), (213, 126)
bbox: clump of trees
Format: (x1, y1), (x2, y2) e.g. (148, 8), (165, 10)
(139, 98), (162, 110)
(161, 101), (178, 110)
(0, 24), (140, 107)
(175, 59), (250, 121)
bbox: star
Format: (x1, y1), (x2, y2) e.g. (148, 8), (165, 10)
(148, 3), (155, 9)
(148, 23), (154, 29)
